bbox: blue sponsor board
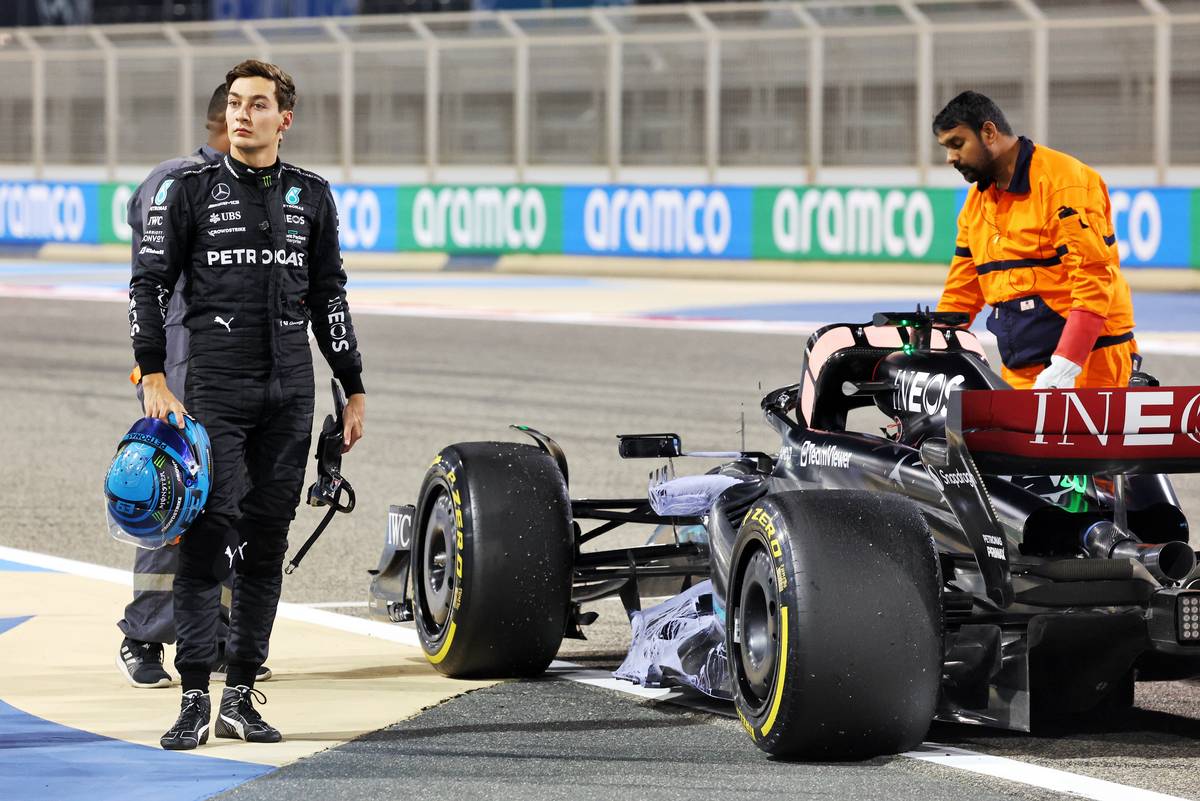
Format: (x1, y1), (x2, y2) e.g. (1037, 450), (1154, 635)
(0, 181), (99, 245)
(330, 185), (398, 253)
(563, 185), (753, 259)
(951, 185), (1193, 268)
(1109, 187), (1191, 268)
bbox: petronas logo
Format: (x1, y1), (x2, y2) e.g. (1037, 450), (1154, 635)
(285, 186), (301, 205)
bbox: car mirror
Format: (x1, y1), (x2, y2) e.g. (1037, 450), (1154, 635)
(617, 433), (682, 459)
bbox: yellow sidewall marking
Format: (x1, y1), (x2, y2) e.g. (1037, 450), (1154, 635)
(426, 621), (457, 664)
(759, 605), (788, 737)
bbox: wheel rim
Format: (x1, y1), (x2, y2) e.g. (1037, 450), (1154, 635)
(737, 548), (779, 706)
(421, 490), (456, 630)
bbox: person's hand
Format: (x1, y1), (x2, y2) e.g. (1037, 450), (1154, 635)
(342, 393), (365, 453)
(1033, 355), (1082, 389)
(141, 372), (188, 428)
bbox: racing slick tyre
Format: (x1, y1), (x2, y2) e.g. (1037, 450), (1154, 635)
(727, 490), (942, 760)
(413, 442), (573, 678)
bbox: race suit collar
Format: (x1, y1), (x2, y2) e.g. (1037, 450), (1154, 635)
(222, 153), (283, 187)
(977, 136), (1035, 195)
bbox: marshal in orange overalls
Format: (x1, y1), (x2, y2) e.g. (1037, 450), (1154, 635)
(936, 137), (1138, 389)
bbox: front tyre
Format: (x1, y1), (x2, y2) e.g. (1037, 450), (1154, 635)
(728, 490), (942, 759)
(413, 442), (573, 677)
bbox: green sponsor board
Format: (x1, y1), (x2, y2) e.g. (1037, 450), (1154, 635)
(397, 185), (563, 254)
(1192, 189), (1200, 268)
(752, 186), (961, 263)
(100, 182), (138, 245)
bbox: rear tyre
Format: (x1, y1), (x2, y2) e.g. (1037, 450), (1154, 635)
(728, 490), (942, 759)
(413, 442), (573, 677)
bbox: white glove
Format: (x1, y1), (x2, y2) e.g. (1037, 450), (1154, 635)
(1033, 355), (1082, 389)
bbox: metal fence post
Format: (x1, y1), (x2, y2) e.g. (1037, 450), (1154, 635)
(1141, 0), (1172, 184)
(164, 26), (193, 160)
(324, 20), (354, 182)
(1012, 0), (1048, 144)
(89, 27), (118, 180)
(690, 7), (720, 182)
(15, 30), (44, 179)
(793, 5), (822, 184)
(499, 14), (527, 182)
(593, 9), (621, 183)
(901, 1), (932, 184)
(411, 19), (438, 184)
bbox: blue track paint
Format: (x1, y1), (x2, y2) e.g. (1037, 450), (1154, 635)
(0, 616), (32, 635)
(648, 293), (1200, 332)
(642, 300), (935, 323)
(0, 559), (52, 573)
(0, 697), (271, 801)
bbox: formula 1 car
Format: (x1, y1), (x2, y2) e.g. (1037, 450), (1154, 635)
(368, 310), (1200, 759)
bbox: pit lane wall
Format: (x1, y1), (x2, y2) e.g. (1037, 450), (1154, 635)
(2, 180), (1197, 269)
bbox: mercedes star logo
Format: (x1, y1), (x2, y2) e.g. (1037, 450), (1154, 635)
(212, 183), (231, 201)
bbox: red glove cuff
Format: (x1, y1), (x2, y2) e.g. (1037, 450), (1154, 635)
(1054, 308), (1106, 366)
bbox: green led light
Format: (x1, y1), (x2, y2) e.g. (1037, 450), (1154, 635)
(902, 344), (915, 355)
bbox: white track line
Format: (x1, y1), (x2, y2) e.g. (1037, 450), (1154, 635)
(0, 544), (419, 647)
(3, 281), (1197, 355)
(906, 744), (1191, 801)
(0, 543), (1193, 801)
(298, 601), (370, 609)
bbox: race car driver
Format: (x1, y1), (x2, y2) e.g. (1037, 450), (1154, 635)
(129, 59), (366, 750)
(932, 91), (1137, 389)
(118, 82), (269, 691)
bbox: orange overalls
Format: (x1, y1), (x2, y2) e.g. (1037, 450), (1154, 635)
(937, 137), (1137, 389)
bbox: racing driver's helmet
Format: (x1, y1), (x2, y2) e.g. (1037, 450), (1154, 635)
(104, 413), (211, 549)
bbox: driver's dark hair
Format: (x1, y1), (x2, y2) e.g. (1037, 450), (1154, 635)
(932, 91), (1013, 137)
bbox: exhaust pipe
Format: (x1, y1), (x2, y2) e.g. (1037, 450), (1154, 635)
(1082, 521), (1197, 584)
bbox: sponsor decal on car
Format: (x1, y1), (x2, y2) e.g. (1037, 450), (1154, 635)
(797, 440), (851, 469)
(893, 370), (966, 417)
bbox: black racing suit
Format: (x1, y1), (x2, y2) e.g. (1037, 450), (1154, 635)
(129, 153), (364, 692)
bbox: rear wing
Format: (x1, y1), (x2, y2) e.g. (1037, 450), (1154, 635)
(924, 386), (1200, 608)
(952, 387), (1200, 475)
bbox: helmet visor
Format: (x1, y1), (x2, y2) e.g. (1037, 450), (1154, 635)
(105, 497), (172, 550)
(122, 417), (203, 480)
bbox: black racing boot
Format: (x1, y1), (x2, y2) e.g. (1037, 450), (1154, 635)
(117, 637), (172, 689)
(160, 690), (211, 750)
(215, 685), (282, 743)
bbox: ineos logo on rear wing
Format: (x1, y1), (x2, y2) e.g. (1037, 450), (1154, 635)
(956, 387), (1200, 472)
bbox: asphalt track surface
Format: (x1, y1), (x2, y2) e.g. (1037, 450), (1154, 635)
(2, 286), (1199, 801)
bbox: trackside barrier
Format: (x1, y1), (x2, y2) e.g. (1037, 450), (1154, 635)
(3, 178), (1197, 269)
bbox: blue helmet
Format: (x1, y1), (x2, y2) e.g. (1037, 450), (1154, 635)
(104, 414), (212, 549)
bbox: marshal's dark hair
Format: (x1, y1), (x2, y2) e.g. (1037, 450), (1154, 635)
(205, 83), (227, 123)
(932, 90), (1013, 137)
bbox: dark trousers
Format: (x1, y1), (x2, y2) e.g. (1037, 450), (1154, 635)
(173, 362), (314, 692)
(118, 542), (231, 644)
(122, 333), (233, 645)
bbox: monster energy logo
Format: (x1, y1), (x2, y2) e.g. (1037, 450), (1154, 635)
(153, 454), (166, 469)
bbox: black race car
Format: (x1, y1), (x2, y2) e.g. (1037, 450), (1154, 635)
(368, 310), (1200, 759)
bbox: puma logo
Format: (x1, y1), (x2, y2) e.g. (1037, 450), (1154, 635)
(224, 541), (247, 568)
(214, 315), (234, 332)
